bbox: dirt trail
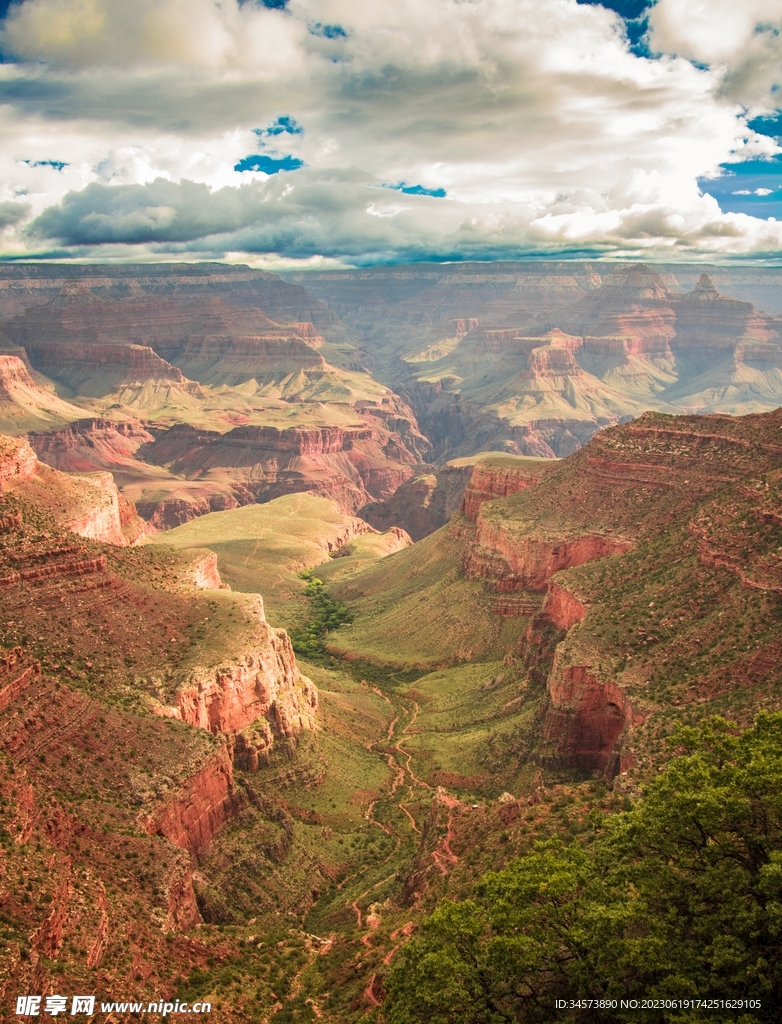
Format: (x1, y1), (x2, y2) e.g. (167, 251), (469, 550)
(430, 791), (461, 875)
(394, 700), (432, 791)
(339, 680), (461, 997)
(363, 973), (381, 1007)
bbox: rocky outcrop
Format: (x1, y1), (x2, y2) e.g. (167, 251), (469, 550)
(0, 352), (38, 397)
(461, 459), (551, 521)
(543, 655), (645, 777)
(172, 641), (317, 738)
(0, 552), (107, 588)
(464, 518), (632, 593)
(135, 492), (247, 531)
(1, 431), (147, 545)
(151, 595), (318, 771)
(0, 648), (40, 712)
(0, 434), (37, 488)
(60, 471), (142, 546)
(143, 742), (243, 854)
(169, 332), (327, 386)
(23, 341), (189, 396)
(33, 872), (72, 958)
(191, 552), (223, 590)
(540, 582), (587, 630)
(0, 353), (87, 433)
(360, 472), (445, 540)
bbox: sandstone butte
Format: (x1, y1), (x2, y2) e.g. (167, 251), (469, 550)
(0, 433), (320, 1003)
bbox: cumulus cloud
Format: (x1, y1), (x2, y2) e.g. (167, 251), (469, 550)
(0, 0), (781, 262)
(649, 0), (782, 112)
(26, 164), (782, 262)
(1, 0), (306, 73)
(0, 200), (32, 229)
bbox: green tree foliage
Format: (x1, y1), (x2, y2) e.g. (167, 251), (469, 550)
(289, 571), (353, 661)
(385, 713), (782, 1023)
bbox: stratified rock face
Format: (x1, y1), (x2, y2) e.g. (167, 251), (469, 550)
(21, 340), (188, 396)
(2, 434), (146, 546)
(59, 471), (138, 546)
(0, 434), (37, 488)
(295, 260), (782, 461)
(360, 473), (444, 540)
(149, 593), (318, 774)
(541, 581), (587, 630)
(170, 602), (318, 738)
(135, 493), (246, 531)
(543, 657), (644, 776)
(142, 742), (243, 855)
(0, 352), (88, 434)
(29, 417), (155, 475)
(0, 262), (339, 332)
(139, 421), (420, 515)
(461, 459), (552, 522)
(464, 520), (631, 592)
(0, 352), (37, 396)
(0, 660), (213, 941)
(191, 551), (223, 590)
(0, 462), (319, 859)
(3, 286), (330, 392)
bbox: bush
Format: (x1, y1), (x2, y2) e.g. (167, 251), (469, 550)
(289, 572), (353, 661)
(385, 713), (782, 1024)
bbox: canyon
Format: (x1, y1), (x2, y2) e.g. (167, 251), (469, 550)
(2, 260), (782, 1022)
(292, 262), (782, 460)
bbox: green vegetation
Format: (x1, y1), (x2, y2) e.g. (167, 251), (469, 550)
(385, 713), (782, 1024)
(148, 495), (406, 627)
(289, 572), (354, 661)
(329, 526), (527, 667)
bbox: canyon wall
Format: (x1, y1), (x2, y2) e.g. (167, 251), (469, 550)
(461, 459), (551, 521)
(142, 741), (243, 855)
(139, 420), (421, 516)
(464, 519), (631, 593)
(542, 654), (645, 776)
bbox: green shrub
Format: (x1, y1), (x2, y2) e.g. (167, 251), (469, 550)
(385, 713), (782, 1024)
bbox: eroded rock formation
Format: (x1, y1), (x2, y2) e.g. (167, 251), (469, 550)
(542, 656), (645, 776)
(139, 420), (422, 515)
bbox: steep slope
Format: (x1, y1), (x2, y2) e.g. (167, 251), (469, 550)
(0, 431), (325, 1013)
(0, 352), (86, 433)
(292, 262), (782, 461)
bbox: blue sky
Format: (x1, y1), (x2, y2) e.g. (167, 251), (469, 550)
(0, 0), (781, 265)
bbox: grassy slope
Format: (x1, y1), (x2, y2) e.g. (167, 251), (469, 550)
(147, 494), (407, 628)
(327, 526), (526, 667)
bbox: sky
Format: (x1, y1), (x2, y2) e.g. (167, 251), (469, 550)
(1, 0), (782, 266)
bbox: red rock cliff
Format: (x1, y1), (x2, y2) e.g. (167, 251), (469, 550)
(0, 435), (37, 488)
(541, 581), (587, 630)
(461, 460), (550, 521)
(154, 595), (318, 757)
(143, 741), (243, 854)
(543, 653), (645, 776)
(464, 516), (631, 592)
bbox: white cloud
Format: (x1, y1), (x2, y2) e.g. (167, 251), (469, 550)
(649, 0), (782, 112)
(0, 0), (781, 262)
